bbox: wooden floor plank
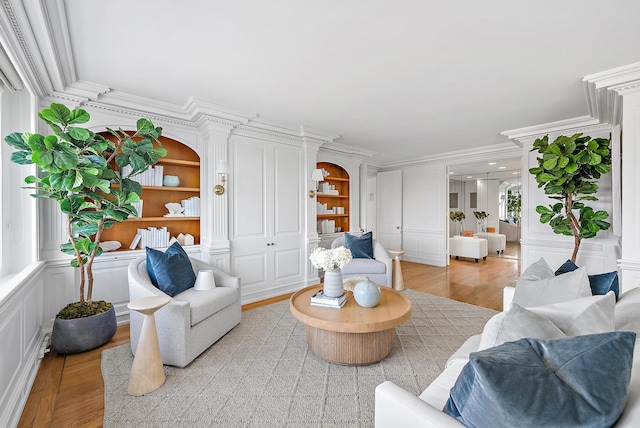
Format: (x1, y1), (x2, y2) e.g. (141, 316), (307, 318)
(19, 252), (520, 426)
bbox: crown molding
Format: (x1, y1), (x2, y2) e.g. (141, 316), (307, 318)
(503, 63), (640, 144)
(319, 141), (376, 159)
(381, 142), (521, 170)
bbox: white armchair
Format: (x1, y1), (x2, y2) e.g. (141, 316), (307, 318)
(128, 256), (241, 368)
(331, 236), (392, 286)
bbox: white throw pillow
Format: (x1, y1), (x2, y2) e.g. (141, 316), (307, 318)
(478, 292), (616, 351)
(478, 306), (565, 351)
(516, 257), (555, 288)
(513, 266), (591, 307)
(615, 287), (640, 333)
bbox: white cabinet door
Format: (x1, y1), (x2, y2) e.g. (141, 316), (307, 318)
(377, 170), (403, 250)
(230, 137), (270, 292)
(230, 136), (304, 301)
(271, 144), (304, 284)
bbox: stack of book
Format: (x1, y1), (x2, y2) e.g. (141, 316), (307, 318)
(310, 290), (347, 308)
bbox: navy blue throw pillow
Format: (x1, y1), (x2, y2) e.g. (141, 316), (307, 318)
(554, 259), (579, 276)
(344, 231), (374, 259)
(554, 259), (619, 300)
(146, 242), (196, 297)
(444, 332), (636, 428)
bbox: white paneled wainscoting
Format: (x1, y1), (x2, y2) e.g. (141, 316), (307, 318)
(0, 262), (46, 428)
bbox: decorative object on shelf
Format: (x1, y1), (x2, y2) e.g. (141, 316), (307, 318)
(529, 133), (611, 262)
(162, 174), (180, 187)
(309, 168), (325, 198)
(309, 246), (353, 298)
(194, 270), (216, 290)
(4, 103), (166, 354)
(183, 233), (195, 246)
(99, 241), (122, 252)
(450, 211), (466, 236)
(214, 159), (229, 195)
(473, 211), (489, 232)
(164, 202), (185, 217)
(353, 277), (381, 307)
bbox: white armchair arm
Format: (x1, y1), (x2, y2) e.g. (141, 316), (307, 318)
(375, 381), (464, 428)
(373, 240), (393, 286)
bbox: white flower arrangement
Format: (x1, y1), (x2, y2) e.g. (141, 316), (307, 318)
(309, 246), (353, 271)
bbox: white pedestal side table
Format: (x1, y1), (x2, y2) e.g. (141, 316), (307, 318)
(388, 250), (406, 291)
(127, 295), (170, 396)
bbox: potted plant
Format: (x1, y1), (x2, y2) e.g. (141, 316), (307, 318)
(449, 211), (465, 235)
(473, 211), (489, 232)
(4, 103), (166, 354)
(507, 190), (521, 222)
(529, 133), (611, 262)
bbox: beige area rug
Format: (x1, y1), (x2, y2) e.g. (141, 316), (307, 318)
(101, 289), (496, 427)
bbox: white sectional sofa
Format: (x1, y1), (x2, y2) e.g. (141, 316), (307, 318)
(375, 284), (640, 427)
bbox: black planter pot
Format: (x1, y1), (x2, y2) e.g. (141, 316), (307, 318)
(51, 305), (117, 354)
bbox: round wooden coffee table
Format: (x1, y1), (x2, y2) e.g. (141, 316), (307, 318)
(290, 284), (411, 365)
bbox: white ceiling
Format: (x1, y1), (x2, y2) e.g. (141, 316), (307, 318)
(62, 0), (640, 164)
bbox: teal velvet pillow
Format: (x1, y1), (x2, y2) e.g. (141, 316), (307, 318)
(444, 332), (636, 428)
(555, 259), (620, 300)
(344, 231), (374, 259)
(146, 242), (196, 297)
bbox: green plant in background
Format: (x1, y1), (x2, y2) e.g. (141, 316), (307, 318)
(529, 133), (611, 262)
(4, 103), (166, 318)
(473, 211), (489, 232)
(449, 211), (465, 222)
(472, 211), (488, 220)
(449, 211), (466, 235)
(507, 190), (521, 221)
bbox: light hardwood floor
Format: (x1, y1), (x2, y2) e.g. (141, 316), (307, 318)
(19, 247), (520, 427)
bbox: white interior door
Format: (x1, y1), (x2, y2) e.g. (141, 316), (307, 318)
(377, 170), (402, 250)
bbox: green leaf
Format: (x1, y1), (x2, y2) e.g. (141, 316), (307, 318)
(136, 118), (155, 135)
(67, 109), (90, 125)
(68, 127), (91, 141)
(536, 205), (552, 214)
(40, 103), (71, 124)
(565, 162), (578, 173)
(540, 213), (553, 223)
(125, 192), (141, 204)
(53, 150), (79, 171)
(588, 152), (602, 165)
(4, 132), (29, 150)
(10, 151), (33, 165)
(543, 156), (558, 170)
(537, 173), (556, 183)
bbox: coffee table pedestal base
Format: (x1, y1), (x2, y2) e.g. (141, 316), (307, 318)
(307, 326), (394, 365)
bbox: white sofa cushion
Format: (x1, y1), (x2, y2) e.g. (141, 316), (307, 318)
(513, 266), (591, 307)
(479, 292), (616, 351)
(342, 258), (387, 274)
(174, 286), (240, 326)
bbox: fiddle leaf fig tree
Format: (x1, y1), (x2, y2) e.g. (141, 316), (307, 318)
(4, 103), (167, 318)
(529, 133), (611, 262)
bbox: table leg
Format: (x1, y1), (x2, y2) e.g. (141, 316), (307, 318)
(393, 255), (404, 291)
(128, 310), (165, 396)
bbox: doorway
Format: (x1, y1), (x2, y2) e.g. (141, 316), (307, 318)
(448, 158), (521, 261)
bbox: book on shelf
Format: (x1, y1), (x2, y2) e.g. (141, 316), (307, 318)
(310, 290), (347, 308)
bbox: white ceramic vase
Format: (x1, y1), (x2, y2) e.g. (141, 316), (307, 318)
(323, 268), (344, 297)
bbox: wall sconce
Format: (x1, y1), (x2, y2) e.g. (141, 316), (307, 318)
(214, 160), (229, 195)
(308, 168), (325, 198)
